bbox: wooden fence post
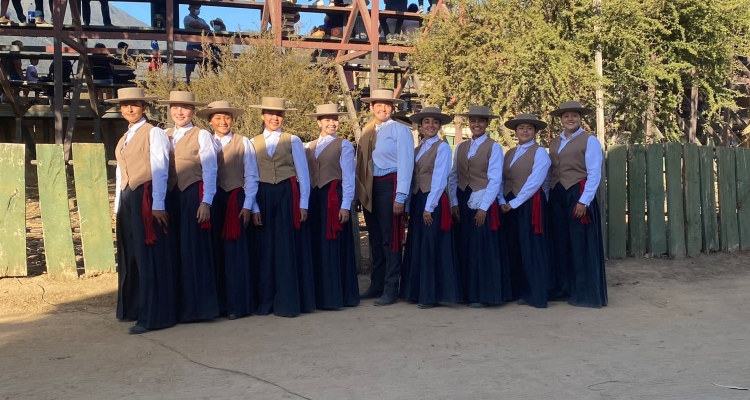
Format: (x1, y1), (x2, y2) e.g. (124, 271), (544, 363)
(0, 143), (27, 277)
(606, 145), (627, 259)
(664, 143), (686, 258)
(628, 145), (647, 257)
(683, 143), (701, 256)
(698, 146), (719, 253)
(646, 144), (667, 257)
(735, 148), (750, 251)
(717, 147), (739, 252)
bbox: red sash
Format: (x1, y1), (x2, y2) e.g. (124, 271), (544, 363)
(197, 181), (212, 230)
(326, 180), (344, 240)
(141, 181), (158, 245)
(439, 192), (451, 231)
(290, 176), (301, 230)
(221, 188), (241, 240)
(576, 179), (592, 224)
(531, 189), (543, 234)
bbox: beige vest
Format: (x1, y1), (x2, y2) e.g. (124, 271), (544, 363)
(167, 126), (203, 191)
(411, 140), (441, 194)
(503, 144), (539, 196)
(306, 136), (343, 188)
(456, 136), (495, 191)
(115, 122), (155, 190)
(253, 132), (297, 184)
(549, 132), (589, 189)
(217, 134), (246, 192)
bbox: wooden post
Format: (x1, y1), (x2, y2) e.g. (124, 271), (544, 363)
(166, 0), (175, 77)
(370, 0), (380, 89)
(53, 1), (66, 146)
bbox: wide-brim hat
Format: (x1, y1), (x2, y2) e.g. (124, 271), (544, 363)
(306, 103), (347, 117)
(157, 90), (207, 106)
(249, 97), (297, 111)
(195, 100), (245, 119)
(104, 88), (158, 104)
(455, 105), (499, 119)
(504, 113), (548, 131)
(361, 88), (404, 104)
(409, 106), (452, 125)
(549, 101), (594, 117)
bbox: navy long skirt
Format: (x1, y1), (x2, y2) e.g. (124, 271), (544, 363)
(308, 182), (360, 310)
(501, 192), (550, 308)
(254, 178), (316, 317)
(455, 187), (511, 305)
(400, 190), (461, 305)
(116, 184), (177, 330)
(177, 181), (220, 321)
(548, 182), (608, 308)
(212, 188), (256, 318)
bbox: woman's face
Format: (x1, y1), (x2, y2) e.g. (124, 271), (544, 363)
(210, 113), (233, 136)
(317, 116), (340, 136)
(515, 123), (537, 145)
(420, 117), (441, 139)
(561, 111), (581, 132)
(468, 117), (488, 137)
(170, 104), (195, 128)
(262, 110), (285, 132)
(372, 101), (394, 124)
(120, 101), (145, 125)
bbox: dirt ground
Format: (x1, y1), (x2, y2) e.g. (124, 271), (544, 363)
(1, 252), (750, 400)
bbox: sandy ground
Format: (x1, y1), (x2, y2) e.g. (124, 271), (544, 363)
(2, 252), (750, 400)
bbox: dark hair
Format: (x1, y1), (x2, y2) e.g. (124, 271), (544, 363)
(117, 42), (129, 50)
(11, 40), (23, 46)
(94, 43), (106, 49)
(408, 3), (418, 12)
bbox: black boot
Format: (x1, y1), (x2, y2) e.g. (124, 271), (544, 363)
(360, 287), (383, 299)
(374, 293), (397, 306)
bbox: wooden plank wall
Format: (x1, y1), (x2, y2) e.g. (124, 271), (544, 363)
(0, 144), (27, 277)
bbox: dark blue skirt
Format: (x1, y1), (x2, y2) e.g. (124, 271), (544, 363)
(254, 178), (316, 317)
(177, 181), (219, 321)
(212, 187), (257, 318)
(548, 182), (608, 308)
(501, 191), (550, 308)
(309, 182), (360, 310)
(400, 190), (461, 305)
(455, 187), (511, 305)
(116, 184), (177, 330)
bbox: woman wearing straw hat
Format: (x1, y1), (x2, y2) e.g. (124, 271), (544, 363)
(197, 100), (259, 320)
(248, 97), (315, 317)
(305, 103), (360, 310)
(498, 114), (552, 308)
(106, 87), (176, 334)
(355, 88), (414, 306)
(399, 107), (461, 309)
(157, 91), (220, 322)
(547, 101), (607, 308)
(447, 105), (510, 308)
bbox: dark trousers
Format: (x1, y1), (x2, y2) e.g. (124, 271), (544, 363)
(362, 177), (402, 296)
(10, 0), (26, 23)
(34, 0), (52, 19)
(81, 0), (112, 25)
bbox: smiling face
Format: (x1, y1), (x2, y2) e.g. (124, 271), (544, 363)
(515, 123), (537, 145)
(420, 117), (441, 139)
(170, 104), (195, 128)
(317, 116), (340, 137)
(561, 111), (582, 134)
(210, 113), (233, 137)
(120, 101), (145, 125)
(371, 101), (394, 124)
(262, 110), (285, 132)
(468, 117), (489, 138)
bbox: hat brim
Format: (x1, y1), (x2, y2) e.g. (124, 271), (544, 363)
(454, 113), (499, 119)
(361, 97), (404, 104)
(105, 97), (158, 104)
(249, 105), (297, 111)
(504, 119), (548, 131)
(549, 107), (594, 117)
(195, 108), (245, 119)
(157, 100), (208, 106)
(306, 112), (348, 117)
(409, 112), (453, 125)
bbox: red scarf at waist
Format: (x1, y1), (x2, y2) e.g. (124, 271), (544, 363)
(576, 179), (592, 224)
(326, 180), (344, 240)
(197, 181), (212, 230)
(222, 187), (242, 240)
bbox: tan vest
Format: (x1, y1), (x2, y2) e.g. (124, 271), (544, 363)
(456, 136), (495, 191)
(306, 136), (343, 188)
(217, 133), (246, 192)
(115, 122), (155, 190)
(549, 132), (590, 189)
(503, 144), (539, 196)
(252, 132), (297, 184)
(411, 140), (441, 194)
(167, 126), (203, 191)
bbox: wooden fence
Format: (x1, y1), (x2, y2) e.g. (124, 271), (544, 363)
(0, 142), (748, 278)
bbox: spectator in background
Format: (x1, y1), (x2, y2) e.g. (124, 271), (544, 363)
(210, 17), (226, 32)
(0, 1), (13, 25)
(419, 0), (438, 12)
(7, 0), (28, 24)
(91, 42), (114, 101)
(1, 40), (24, 80)
(380, 0), (407, 38)
(400, 4), (420, 36)
(183, 3), (211, 84)
(23, 57), (40, 104)
(81, 0), (112, 26)
(111, 41), (136, 85)
(31, 0), (53, 26)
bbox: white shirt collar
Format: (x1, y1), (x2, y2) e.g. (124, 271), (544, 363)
(470, 133), (487, 145)
(263, 128), (282, 138)
(128, 118), (147, 132)
(421, 135), (440, 147)
(175, 122), (194, 131)
(560, 127), (584, 140)
(517, 140), (535, 149)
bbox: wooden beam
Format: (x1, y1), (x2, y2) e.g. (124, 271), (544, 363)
(53, 0), (67, 146)
(166, 0), (175, 76)
(369, 0), (380, 89)
(64, 57), (87, 160)
(61, 37), (86, 54)
(335, 50), (369, 64)
(0, 66), (24, 118)
(335, 0), (361, 59)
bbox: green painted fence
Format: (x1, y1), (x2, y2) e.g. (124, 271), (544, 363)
(1, 142), (749, 277)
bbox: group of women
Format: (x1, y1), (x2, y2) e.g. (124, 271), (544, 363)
(110, 87), (607, 335)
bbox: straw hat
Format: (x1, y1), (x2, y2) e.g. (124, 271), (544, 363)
(157, 91), (207, 106)
(361, 88), (404, 104)
(504, 113), (548, 131)
(249, 97), (297, 111)
(306, 103), (347, 117)
(549, 101), (594, 117)
(195, 100), (245, 119)
(104, 87), (158, 103)
(455, 105), (499, 119)
(409, 106), (452, 125)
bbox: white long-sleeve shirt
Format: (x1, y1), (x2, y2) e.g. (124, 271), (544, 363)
(497, 141), (551, 208)
(415, 136), (452, 213)
(308, 134), (355, 211)
(248, 129), (310, 211)
(171, 122), (218, 205)
(371, 118), (415, 203)
(114, 118), (169, 213)
(214, 131), (259, 211)
(448, 133), (504, 211)
(555, 127), (602, 206)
